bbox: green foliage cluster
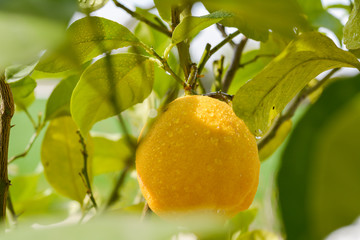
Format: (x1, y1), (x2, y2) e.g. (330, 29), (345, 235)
(1, 0), (360, 239)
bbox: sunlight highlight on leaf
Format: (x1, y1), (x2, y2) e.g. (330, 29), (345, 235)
(71, 53), (154, 135)
(233, 32), (360, 137)
(41, 116), (93, 204)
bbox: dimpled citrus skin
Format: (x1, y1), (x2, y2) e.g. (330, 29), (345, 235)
(136, 95), (260, 218)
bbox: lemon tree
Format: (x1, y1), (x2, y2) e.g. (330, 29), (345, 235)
(0, 0), (360, 239)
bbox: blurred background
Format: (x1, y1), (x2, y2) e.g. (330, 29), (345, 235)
(4, 0), (360, 239)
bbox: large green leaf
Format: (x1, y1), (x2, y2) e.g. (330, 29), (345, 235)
(172, 11), (231, 44)
(278, 75), (360, 240)
(202, 0), (308, 42)
(344, 0), (360, 50)
(36, 17), (140, 73)
(71, 53), (154, 135)
(233, 32), (360, 137)
(41, 116), (93, 204)
(45, 75), (79, 121)
(92, 135), (133, 175)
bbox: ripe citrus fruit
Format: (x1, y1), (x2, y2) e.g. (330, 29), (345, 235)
(136, 95), (260, 218)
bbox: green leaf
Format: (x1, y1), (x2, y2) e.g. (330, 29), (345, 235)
(9, 77), (36, 99)
(153, 0), (175, 22)
(92, 135), (133, 175)
(71, 53), (154, 135)
(5, 61), (38, 83)
(227, 208), (258, 236)
(133, 19), (171, 55)
(344, 0), (360, 49)
(233, 32), (360, 137)
(298, 0), (343, 41)
(202, 0), (308, 42)
(237, 230), (279, 240)
(41, 116), (93, 204)
(172, 11), (231, 44)
(229, 34), (287, 94)
(9, 77), (37, 110)
(10, 174), (40, 203)
(45, 75), (79, 121)
(228, 50), (268, 95)
(278, 75), (360, 239)
(258, 120), (292, 161)
(78, 0), (109, 12)
(36, 17), (140, 73)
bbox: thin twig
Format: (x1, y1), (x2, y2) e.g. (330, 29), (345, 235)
(197, 31), (241, 77)
(105, 159), (132, 209)
(195, 31), (241, 93)
(117, 114), (137, 150)
(147, 46), (186, 87)
(239, 54), (276, 68)
(23, 108), (37, 129)
(222, 36), (248, 92)
(216, 24), (236, 48)
(8, 109), (45, 164)
(77, 131), (98, 210)
(257, 68), (340, 150)
(209, 30), (241, 57)
(111, 0), (171, 37)
(8, 124), (44, 164)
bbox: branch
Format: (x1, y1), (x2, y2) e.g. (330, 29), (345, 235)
(77, 131), (98, 210)
(216, 24), (236, 48)
(209, 30), (241, 57)
(222, 36), (248, 92)
(23, 108), (37, 129)
(197, 30), (241, 77)
(0, 74), (14, 222)
(147, 47), (186, 87)
(8, 121), (45, 164)
(257, 68), (340, 150)
(111, 0), (171, 37)
(105, 159), (132, 209)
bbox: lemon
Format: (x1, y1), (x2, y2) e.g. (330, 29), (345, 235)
(136, 95), (260, 218)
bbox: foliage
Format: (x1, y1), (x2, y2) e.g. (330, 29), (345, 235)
(1, 0), (360, 239)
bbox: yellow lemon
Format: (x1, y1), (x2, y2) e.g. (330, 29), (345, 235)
(136, 95), (260, 218)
